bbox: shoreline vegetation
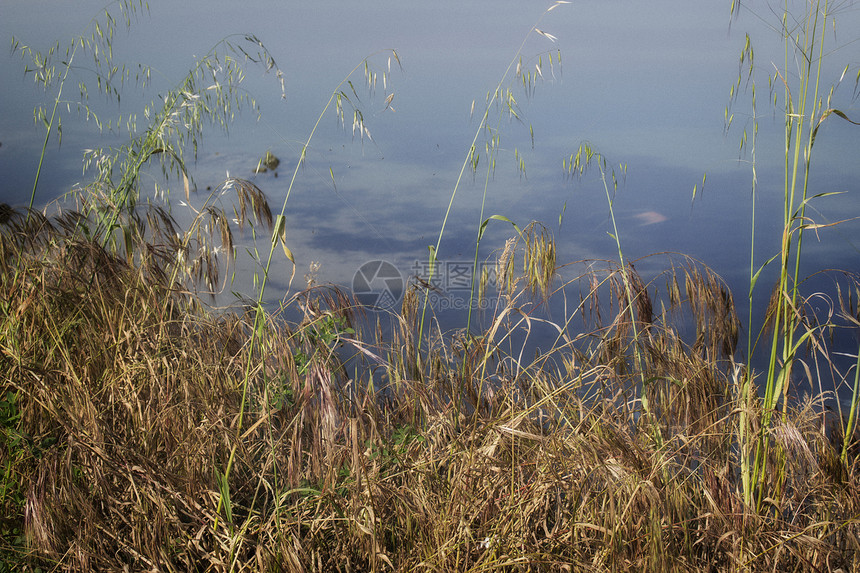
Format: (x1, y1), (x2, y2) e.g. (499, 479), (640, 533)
(3, 1), (860, 571)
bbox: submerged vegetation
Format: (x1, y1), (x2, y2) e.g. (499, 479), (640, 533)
(2, 0), (860, 571)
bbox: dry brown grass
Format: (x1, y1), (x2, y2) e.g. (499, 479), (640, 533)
(1, 207), (860, 572)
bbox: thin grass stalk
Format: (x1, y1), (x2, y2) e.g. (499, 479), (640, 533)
(741, 55), (759, 509)
(461, 177), (494, 427)
(462, 108), (526, 424)
(465, 124), (502, 342)
(728, 26), (761, 507)
(417, 2), (568, 358)
(253, 49), (397, 317)
(566, 144), (661, 446)
(598, 162), (662, 448)
(25, 49), (74, 219)
(216, 52), (397, 530)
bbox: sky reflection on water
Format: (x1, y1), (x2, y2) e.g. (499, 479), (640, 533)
(2, 1), (860, 358)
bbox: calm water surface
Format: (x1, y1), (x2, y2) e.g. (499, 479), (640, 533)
(3, 1), (860, 378)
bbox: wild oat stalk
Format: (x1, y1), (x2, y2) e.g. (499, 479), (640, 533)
(464, 44), (562, 337)
(13, 5), (286, 293)
(77, 33), (284, 257)
(417, 1), (570, 358)
(12, 0), (150, 217)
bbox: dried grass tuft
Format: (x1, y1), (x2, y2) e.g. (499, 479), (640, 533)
(2, 208), (860, 572)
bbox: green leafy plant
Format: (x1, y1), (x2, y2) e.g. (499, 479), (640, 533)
(729, 0), (860, 509)
(292, 311), (355, 375)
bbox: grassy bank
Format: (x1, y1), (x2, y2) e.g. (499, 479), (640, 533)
(1, 205), (859, 571)
(4, 0), (860, 570)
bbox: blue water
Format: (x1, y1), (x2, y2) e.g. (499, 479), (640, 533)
(3, 0), (860, 397)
